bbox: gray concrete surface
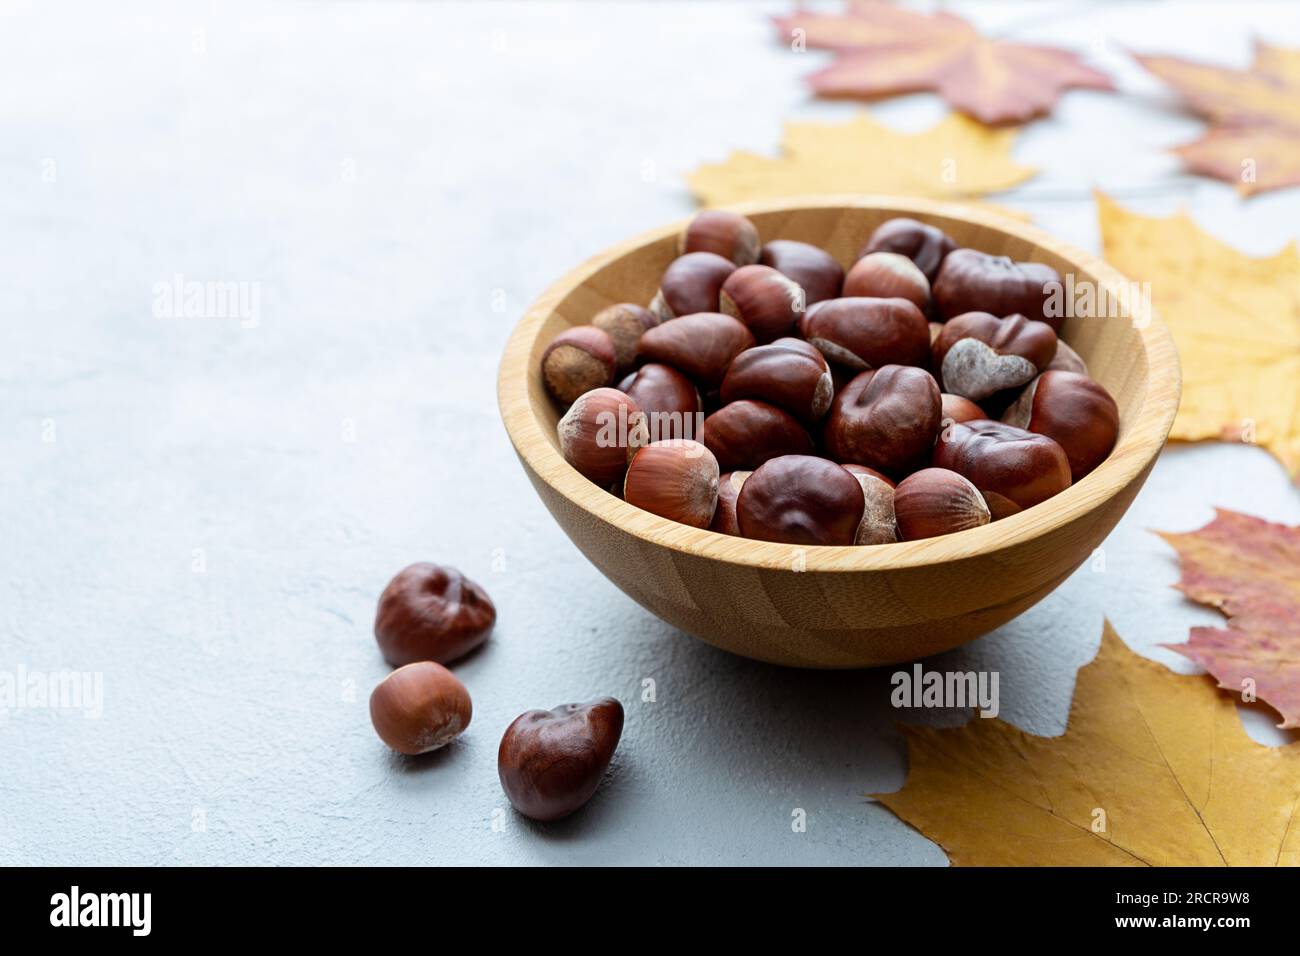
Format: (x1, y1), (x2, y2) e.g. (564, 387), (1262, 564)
(3, 0), (1299, 865)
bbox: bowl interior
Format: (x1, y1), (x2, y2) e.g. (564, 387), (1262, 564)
(502, 197), (1180, 573)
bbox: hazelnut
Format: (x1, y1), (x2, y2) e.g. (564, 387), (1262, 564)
(623, 439), (720, 528)
(799, 297), (931, 371)
(858, 217), (957, 282)
(941, 393), (987, 424)
(1002, 370), (1119, 481)
(932, 420), (1071, 510)
(709, 470), (752, 536)
(498, 697), (624, 822)
(933, 312), (1058, 401)
(825, 365), (942, 476)
(649, 251), (736, 321)
(719, 264), (805, 343)
(933, 249), (1063, 329)
(719, 337), (833, 424)
(678, 210), (760, 265)
(591, 303), (659, 374)
(759, 239), (844, 305)
(893, 468), (991, 541)
(1046, 339), (1088, 375)
(540, 325), (617, 407)
(843, 252), (931, 312)
(843, 464), (897, 545)
(370, 661), (472, 756)
(737, 455), (865, 546)
(702, 399), (814, 472)
(374, 563), (496, 666)
(618, 363), (702, 441)
(637, 312), (755, 388)
(557, 387), (648, 486)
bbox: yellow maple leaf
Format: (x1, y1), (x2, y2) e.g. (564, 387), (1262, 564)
(686, 112), (1035, 208)
(876, 622), (1300, 866)
(1097, 192), (1300, 480)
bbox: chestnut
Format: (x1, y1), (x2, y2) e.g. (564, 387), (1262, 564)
(932, 249), (1063, 330)
(800, 297), (930, 371)
(931, 420), (1071, 510)
(636, 312), (755, 388)
(893, 468), (991, 541)
(498, 697), (624, 822)
(592, 303), (659, 374)
(709, 470), (751, 536)
(374, 563), (496, 666)
(678, 210), (760, 266)
(557, 387), (648, 486)
(843, 252), (930, 312)
(843, 464), (897, 545)
(649, 251), (736, 321)
(825, 365), (942, 476)
(737, 455), (865, 546)
(759, 239), (844, 305)
(702, 399), (814, 472)
(719, 337), (833, 424)
(933, 311), (1058, 401)
(1002, 370), (1119, 481)
(941, 393), (987, 424)
(618, 363), (702, 441)
(370, 661), (472, 755)
(719, 264), (805, 343)
(1046, 339), (1088, 375)
(858, 217), (957, 282)
(623, 439), (720, 528)
(540, 325), (617, 407)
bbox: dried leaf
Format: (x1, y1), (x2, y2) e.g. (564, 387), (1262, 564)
(876, 622), (1300, 866)
(775, 2), (1113, 125)
(686, 113), (1035, 208)
(1096, 191), (1300, 479)
(1138, 43), (1300, 195)
(1158, 509), (1300, 729)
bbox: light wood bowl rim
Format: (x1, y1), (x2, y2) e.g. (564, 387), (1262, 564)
(498, 196), (1181, 573)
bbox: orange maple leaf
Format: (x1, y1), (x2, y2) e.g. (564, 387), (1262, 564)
(1158, 509), (1300, 729)
(774, 1), (1113, 125)
(1138, 42), (1300, 195)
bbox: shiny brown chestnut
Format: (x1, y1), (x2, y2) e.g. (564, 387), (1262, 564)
(592, 303), (659, 374)
(858, 217), (957, 282)
(941, 393), (987, 424)
(498, 697), (624, 822)
(370, 661), (473, 755)
(540, 325), (617, 406)
(800, 297), (930, 371)
(719, 338), (833, 424)
(649, 251), (736, 321)
(1002, 370), (1119, 482)
(719, 264), (805, 343)
(374, 563), (497, 666)
(825, 365), (942, 476)
(618, 362), (701, 417)
(843, 252), (931, 312)
(933, 249), (1063, 329)
(678, 210), (761, 266)
(759, 239), (844, 305)
(737, 455), (865, 546)
(843, 464), (897, 545)
(636, 312), (755, 388)
(709, 470), (752, 536)
(893, 468), (991, 541)
(702, 399), (814, 472)
(933, 311), (1058, 401)
(623, 439), (720, 528)
(557, 387), (648, 486)
(931, 420), (1071, 510)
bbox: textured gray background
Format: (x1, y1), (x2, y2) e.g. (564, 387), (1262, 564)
(3, 0), (1299, 865)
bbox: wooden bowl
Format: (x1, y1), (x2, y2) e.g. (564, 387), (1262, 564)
(498, 197), (1180, 668)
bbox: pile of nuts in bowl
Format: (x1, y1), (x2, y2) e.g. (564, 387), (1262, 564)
(543, 210), (1120, 546)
